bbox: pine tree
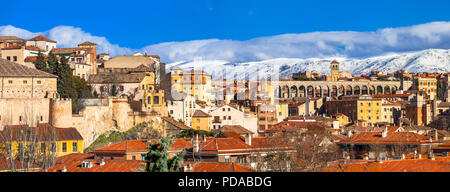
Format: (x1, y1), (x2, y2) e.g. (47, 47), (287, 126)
(33, 52), (48, 72)
(143, 137), (184, 172)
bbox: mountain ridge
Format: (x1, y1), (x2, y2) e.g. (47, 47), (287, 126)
(166, 49), (450, 80)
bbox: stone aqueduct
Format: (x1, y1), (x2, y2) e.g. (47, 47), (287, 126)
(272, 80), (403, 98)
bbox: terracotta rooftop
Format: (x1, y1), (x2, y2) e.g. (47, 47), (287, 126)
(338, 131), (432, 145)
(0, 123), (83, 142)
(1, 45), (44, 51)
(51, 47), (87, 55)
(78, 41), (97, 46)
(185, 162), (254, 172)
(43, 153), (143, 172)
(323, 158), (450, 172)
(93, 139), (193, 153)
(28, 35), (56, 43)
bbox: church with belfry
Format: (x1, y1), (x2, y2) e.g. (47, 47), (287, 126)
(330, 60), (340, 81)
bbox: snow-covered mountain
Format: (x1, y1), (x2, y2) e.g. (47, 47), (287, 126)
(166, 49), (450, 80)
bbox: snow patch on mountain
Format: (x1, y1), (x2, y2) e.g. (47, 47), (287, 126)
(166, 49), (450, 80)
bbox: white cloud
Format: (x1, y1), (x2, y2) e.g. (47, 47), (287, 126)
(0, 25), (134, 56)
(1, 22), (450, 63)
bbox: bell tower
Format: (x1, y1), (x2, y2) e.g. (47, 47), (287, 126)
(330, 60), (340, 81)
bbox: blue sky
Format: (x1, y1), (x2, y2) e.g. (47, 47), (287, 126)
(2, 0), (450, 48)
(0, 0), (450, 62)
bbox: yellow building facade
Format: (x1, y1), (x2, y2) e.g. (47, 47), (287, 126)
(170, 67), (212, 104)
(415, 77), (437, 100)
(191, 110), (211, 131)
(326, 98), (384, 126)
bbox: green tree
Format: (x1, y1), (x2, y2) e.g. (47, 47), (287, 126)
(72, 76), (91, 99)
(176, 129), (215, 138)
(33, 52), (48, 72)
(46, 52), (58, 74)
(143, 137), (184, 172)
(55, 56), (76, 99)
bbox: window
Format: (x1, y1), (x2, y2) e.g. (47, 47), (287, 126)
(6, 56), (10, 61)
(40, 116), (43, 121)
(62, 142), (67, 152)
(23, 80), (27, 84)
(224, 156), (230, 163)
(132, 156), (136, 160)
(13, 56), (17, 61)
(8, 80), (12, 84)
(72, 142), (77, 152)
(223, 116), (226, 120)
(228, 108), (231, 111)
(222, 108), (225, 111)
(19, 116), (22, 122)
(37, 80), (41, 84)
(228, 116), (231, 120)
(153, 96), (159, 104)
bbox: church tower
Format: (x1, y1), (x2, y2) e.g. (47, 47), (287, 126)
(330, 60), (340, 82)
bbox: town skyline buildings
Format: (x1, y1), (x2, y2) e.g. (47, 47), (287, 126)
(1, 1), (450, 63)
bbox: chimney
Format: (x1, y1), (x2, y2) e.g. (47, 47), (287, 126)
(194, 133), (199, 153)
(61, 166), (67, 172)
(99, 157), (105, 166)
(348, 130), (353, 137)
(418, 154), (422, 159)
(382, 126), (388, 138)
(245, 133), (252, 146)
(402, 154), (405, 160)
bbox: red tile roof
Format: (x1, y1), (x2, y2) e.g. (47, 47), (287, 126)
(28, 35), (57, 43)
(323, 158), (450, 172)
(93, 139), (193, 153)
(185, 162), (254, 172)
(338, 131), (432, 145)
(1, 45), (44, 51)
(0, 124), (83, 142)
(43, 153), (143, 172)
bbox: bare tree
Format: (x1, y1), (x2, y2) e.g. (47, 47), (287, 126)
(0, 105), (58, 172)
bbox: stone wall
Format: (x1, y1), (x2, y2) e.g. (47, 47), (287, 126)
(72, 97), (163, 149)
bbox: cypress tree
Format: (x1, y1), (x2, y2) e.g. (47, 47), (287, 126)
(46, 52), (58, 74)
(55, 56), (75, 99)
(33, 52), (48, 72)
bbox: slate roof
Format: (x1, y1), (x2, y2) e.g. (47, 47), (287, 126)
(0, 58), (57, 78)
